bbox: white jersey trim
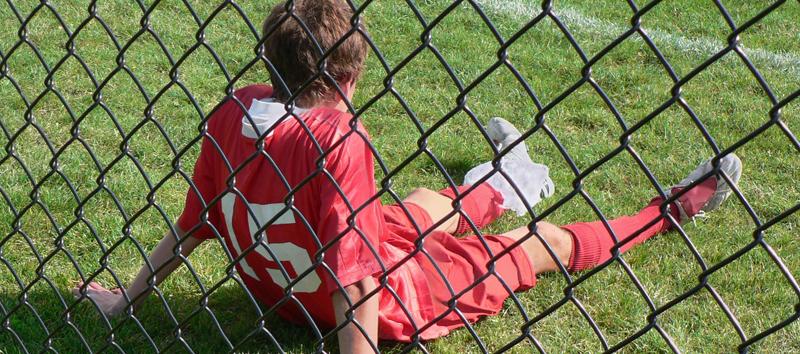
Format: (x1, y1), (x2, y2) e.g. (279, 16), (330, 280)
(241, 98), (309, 139)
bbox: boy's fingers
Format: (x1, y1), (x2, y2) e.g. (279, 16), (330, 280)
(72, 281), (88, 299)
(72, 281), (110, 299)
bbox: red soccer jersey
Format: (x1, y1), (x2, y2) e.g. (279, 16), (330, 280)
(177, 85), (385, 329)
(178, 85), (513, 342)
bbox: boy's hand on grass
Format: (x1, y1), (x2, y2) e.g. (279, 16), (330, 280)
(69, 228), (197, 319)
(72, 281), (127, 317)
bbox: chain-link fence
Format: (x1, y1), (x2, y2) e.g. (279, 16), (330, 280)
(1, 0), (798, 352)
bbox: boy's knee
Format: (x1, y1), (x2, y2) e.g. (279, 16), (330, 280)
(410, 187), (436, 196)
(405, 188), (438, 203)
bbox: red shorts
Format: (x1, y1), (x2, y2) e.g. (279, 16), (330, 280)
(381, 202), (537, 332)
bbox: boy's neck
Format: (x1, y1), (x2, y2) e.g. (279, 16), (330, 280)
(286, 79), (355, 113)
(316, 98), (350, 113)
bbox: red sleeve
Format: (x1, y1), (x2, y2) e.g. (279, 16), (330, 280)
(177, 127), (221, 240)
(317, 126), (384, 293)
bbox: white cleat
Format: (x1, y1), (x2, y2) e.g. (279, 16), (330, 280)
(465, 117), (554, 215)
(666, 153), (743, 224)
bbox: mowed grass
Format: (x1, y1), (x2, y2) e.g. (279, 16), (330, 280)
(0, 0), (797, 352)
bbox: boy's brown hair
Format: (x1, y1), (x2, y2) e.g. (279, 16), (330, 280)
(262, 0), (368, 107)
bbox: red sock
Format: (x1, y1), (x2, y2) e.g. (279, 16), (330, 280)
(563, 198), (680, 272)
(439, 184), (505, 233)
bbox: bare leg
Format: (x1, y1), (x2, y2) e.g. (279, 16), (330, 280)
(402, 154), (744, 277)
(401, 118), (551, 237)
(402, 188), (459, 233)
(501, 222), (573, 274)
(403, 187), (573, 274)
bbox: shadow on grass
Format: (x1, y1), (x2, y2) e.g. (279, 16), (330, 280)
(435, 156), (476, 185)
(1, 281), (491, 353)
(0, 283), (335, 353)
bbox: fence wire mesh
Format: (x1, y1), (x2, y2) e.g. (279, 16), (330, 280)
(0, 0), (798, 352)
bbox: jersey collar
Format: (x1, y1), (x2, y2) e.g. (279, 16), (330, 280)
(241, 98), (309, 139)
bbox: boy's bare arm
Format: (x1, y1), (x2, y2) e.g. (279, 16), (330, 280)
(73, 225), (202, 316)
(332, 276), (379, 353)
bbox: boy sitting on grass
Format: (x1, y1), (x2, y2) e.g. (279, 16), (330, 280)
(73, 0), (742, 352)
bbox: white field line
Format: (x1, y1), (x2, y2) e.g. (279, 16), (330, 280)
(476, 0), (800, 79)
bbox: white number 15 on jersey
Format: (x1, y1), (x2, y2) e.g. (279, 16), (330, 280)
(220, 193), (322, 293)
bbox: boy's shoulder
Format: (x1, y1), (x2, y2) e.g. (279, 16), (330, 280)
(207, 84), (273, 127)
(304, 108), (372, 150)
(232, 84), (274, 103)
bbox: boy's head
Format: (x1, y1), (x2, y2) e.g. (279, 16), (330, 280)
(262, 0), (368, 107)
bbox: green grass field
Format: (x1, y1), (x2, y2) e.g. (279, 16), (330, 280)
(0, 0), (798, 352)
